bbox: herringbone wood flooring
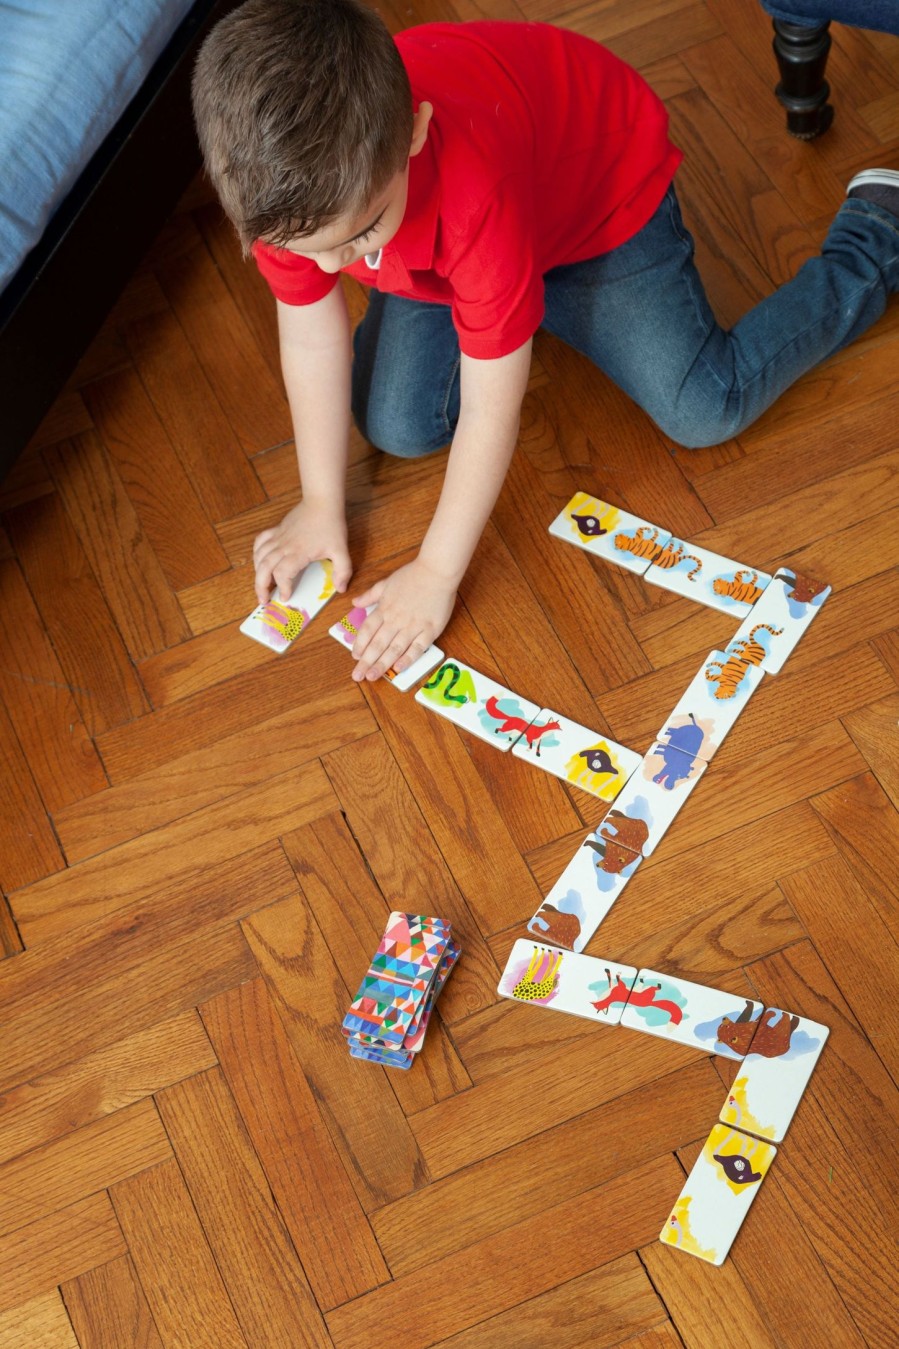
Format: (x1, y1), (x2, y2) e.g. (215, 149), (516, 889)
(2, 2), (898, 1345)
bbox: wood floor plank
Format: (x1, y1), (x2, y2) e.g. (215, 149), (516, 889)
(0, 1291), (79, 1349)
(124, 311), (267, 522)
(0, 917), (254, 1093)
(322, 731), (501, 1021)
(200, 978), (390, 1308)
(0, 1099), (170, 1239)
(96, 636), (348, 781)
(0, 1194), (126, 1315)
(154, 215), (292, 456)
(54, 688), (375, 864)
(157, 1067), (332, 1346)
(640, 1237), (778, 1349)
(325, 1155), (684, 1349)
(0, 694), (65, 893)
(812, 772), (899, 943)
(842, 689), (899, 810)
(43, 432), (192, 657)
(0, 560), (107, 813)
(373, 1058), (724, 1274)
(412, 1027), (704, 1179)
(0, 896), (22, 959)
(280, 812), (471, 1108)
(63, 1255), (164, 1349)
(242, 894), (428, 1211)
(779, 854), (899, 1082)
(112, 1160), (248, 1348)
(0, 1011), (215, 1167)
(430, 1254), (668, 1349)
(12, 762), (335, 944)
(5, 494), (149, 733)
(82, 366), (244, 597)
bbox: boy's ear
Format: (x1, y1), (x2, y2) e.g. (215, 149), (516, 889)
(409, 101), (433, 158)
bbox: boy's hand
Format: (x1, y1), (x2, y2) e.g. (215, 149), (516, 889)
(350, 558), (457, 681)
(253, 500), (351, 603)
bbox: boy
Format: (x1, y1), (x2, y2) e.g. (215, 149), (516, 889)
(192, 0), (899, 683)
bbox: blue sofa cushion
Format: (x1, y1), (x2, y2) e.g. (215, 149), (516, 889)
(0, 0), (195, 291)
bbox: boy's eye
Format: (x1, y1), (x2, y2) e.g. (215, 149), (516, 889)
(353, 225), (377, 245)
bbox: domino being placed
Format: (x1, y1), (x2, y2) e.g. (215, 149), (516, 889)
(525, 826), (642, 953)
(240, 559), (336, 654)
(414, 658), (543, 750)
(548, 490), (672, 575)
(644, 540), (772, 619)
(329, 604), (444, 691)
(620, 969), (763, 1059)
(498, 939), (638, 1025)
(723, 568), (831, 674)
(660, 1122), (777, 1266)
(719, 1008), (829, 1142)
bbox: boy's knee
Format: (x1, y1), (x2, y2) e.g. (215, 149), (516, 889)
(655, 404), (746, 450)
(351, 401), (447, 458)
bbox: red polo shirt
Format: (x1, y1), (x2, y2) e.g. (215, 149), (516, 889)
(253, 21), (682, 360)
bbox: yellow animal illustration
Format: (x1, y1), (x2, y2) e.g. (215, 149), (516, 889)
(712, 568), (765, 605)
(705, 653), (753, 700)
(729, 623), (783, 666)
(661, 1196), (717, 1261)
(719, 1077), (774, 1141)
(652, 541), (703, 578)
(613, 525), (665, 563)
(318, 559), (336, 600)
(564, 741), (621, 800)
(512, 947), (563, 1001)
(259, 600), (308, 642)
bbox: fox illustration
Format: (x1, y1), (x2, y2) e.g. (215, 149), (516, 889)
(484, 697), (560, 757)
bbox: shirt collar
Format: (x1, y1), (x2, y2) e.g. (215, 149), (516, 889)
(378, 132), (439, 287)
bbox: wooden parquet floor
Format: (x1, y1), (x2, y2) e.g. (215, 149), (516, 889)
(2, 2), (898, 1345)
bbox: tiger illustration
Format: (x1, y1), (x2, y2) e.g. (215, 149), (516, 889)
(705, 654), (753, 700)
(652, 542), (703, 578)
(712, 569), (765, 605)
(728, 622), (783, 666)
(613, 525), (665, 562)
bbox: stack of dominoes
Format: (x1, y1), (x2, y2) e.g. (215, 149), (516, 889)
(342, 912), (460, 1070)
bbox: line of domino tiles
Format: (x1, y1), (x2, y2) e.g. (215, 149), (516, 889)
(238, 495), (832, 1263)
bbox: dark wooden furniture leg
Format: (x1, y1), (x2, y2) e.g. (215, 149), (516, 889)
(772, 19), (834, 139)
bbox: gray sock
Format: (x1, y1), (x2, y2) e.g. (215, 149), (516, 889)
(848, 183), (899, 220)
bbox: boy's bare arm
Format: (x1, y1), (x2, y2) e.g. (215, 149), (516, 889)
(350, 337), (533, 680)
(252, 289), (353, 602)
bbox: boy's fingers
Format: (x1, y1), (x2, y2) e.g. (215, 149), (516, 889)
(351, 611), (384, 663)
(367, 633), (410, 680)
(352, 582), (382, 608)
(391, 635), (429, 673)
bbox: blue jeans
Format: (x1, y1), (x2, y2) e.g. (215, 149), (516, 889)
(761, 1), (899, 34)
(351, 185), (899, 452)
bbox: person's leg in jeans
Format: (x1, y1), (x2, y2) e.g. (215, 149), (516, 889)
(542, 184), (899, 448)
(351, 290), (460, 457)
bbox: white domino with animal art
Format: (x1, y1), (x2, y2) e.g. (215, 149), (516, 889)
(414, 659), (542, 751)
(548, 490), (672, 575)
(644, 539), (772, 619)
(498, 939), (638, 1025)
(719, 1008), (829, 1143)
(620, 969), (764, 1059)
(599, 745), (707, 858)
(240, 559), (336, 654)
(329, 605), (444, 691)
(723, 568), (831, 674)
(655, 648), (767, 765)
(511, 709), (641, 802)
(526, 827), (643, 954)
(660, 1122), (777, 1266)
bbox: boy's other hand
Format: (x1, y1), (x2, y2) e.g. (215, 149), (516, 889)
(253, 500), (351, 603)
(350, 558), (457, 682)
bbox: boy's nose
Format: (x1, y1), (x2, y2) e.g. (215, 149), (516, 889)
(319, 250), (353, 273)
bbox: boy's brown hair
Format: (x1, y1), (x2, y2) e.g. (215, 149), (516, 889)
(192, 0), (413, 250)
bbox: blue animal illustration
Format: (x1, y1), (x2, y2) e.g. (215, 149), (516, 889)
(653, 715), (704, 788)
